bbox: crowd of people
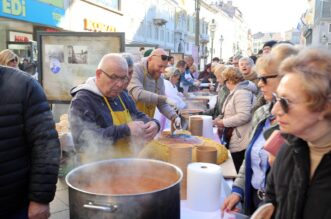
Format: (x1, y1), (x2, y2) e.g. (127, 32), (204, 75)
(0, 38), (331, 219)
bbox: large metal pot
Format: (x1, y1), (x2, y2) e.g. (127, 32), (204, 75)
(65, 158), (182, 219)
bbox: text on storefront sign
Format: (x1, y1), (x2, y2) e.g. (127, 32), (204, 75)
(84, 18), (116, 32)
(1, 0), (65, 28)
(2, 0), (26, 16)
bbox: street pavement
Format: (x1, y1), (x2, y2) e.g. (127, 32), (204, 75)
(50, 178), (70, 219)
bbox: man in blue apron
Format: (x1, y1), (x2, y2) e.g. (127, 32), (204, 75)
(69, 54), (160, 163)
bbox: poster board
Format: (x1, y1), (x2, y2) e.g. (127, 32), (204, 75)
(170, 52), (184, 66)
(125, 43), (159, 63)
(37, 31), (124, 103)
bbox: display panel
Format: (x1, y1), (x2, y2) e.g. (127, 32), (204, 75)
(38, 31), (124, 102)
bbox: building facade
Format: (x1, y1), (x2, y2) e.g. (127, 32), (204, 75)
(1, 0), (251, 67)
(0, 0), (69, 62)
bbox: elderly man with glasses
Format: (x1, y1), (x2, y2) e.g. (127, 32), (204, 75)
(128, 48), (181, 130)
(69, 54), (160, 164)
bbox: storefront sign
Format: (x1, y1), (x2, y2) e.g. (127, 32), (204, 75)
(1, 0), (65, 28)
(9, 31), (33, 42)
(84, 18), (116, 32)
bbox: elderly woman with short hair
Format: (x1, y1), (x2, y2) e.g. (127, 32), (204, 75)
(260, 47), (331, 219)
(213, 66), (257, 172)
(204, 64), (229, 119)
(239, 57), (258, 86)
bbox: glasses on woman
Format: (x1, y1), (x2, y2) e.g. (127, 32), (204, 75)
(101, 69), (129, 84)
(9, 57), (18, 63)
(152, 55), (169, 61)
(257, 74), (278, 84)
(272, 92), (289, 113)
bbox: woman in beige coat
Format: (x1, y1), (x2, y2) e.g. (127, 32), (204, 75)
(214, 67), (257, 172)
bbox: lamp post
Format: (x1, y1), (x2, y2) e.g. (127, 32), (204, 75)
(195, 0), (200, 47)
(209, 19), (216, 62)
(195, 0), (200, 69)
(219, 35), (224, 60)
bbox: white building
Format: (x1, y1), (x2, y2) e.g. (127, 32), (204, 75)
(308, 0), (331, 49)
(0, 0), (251, 67)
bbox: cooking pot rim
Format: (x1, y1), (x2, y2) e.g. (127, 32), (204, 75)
(65, 158), (183, 197)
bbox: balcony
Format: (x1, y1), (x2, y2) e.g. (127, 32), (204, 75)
(153, 18), (167, 26)
(200, 34), (209, 44)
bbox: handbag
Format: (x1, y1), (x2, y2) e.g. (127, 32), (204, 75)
(218, 127), (234, 149)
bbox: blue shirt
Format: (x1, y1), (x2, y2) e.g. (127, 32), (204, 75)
(251, 119), (270, 191)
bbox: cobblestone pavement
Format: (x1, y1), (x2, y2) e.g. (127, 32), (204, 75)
(50, 178), (70, 219)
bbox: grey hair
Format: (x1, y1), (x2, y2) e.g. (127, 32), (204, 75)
(97, 53), (128, 70)
(233, 54), (243, 60)
(164, 66), (180, 79)
(121, 53), (134, 68)
(239, 57), (254, 66)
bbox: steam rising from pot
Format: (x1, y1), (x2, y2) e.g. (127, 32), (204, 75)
(68, 112), (149, 165)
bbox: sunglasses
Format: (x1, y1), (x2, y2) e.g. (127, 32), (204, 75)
(257, 74), (278, 84)
(101, 69), (129, 84)
(152, 55), (169, 61)
(272, 93), (289, 113)
(9, 57), (18, 63)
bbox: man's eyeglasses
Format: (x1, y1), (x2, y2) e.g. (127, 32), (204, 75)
(272, 93), (289, 113)
(257, 74), (278, 84)
(152, 55), (169, 61)
(101, 69), (129, 84)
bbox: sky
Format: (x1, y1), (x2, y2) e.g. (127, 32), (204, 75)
(231, 0), (309, 33)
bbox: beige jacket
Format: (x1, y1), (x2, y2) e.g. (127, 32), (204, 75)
(222, 80), (257, 152)
(128, 58), (176, 120)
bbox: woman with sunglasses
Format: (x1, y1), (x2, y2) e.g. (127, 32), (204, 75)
(259, 47), (331, 219)
(0, 49), (19, 68)
(221, 44), (299, 216)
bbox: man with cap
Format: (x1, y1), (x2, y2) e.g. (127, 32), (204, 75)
(128, 48), (181, 129)
(69, 54), (160, 163)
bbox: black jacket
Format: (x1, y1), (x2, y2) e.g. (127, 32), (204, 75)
(265, 135), (331, 219)
(0, 66), (60, 215)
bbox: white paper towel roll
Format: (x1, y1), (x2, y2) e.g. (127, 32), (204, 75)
(189, 115), (214, 139)
(187, 162), (222, 211)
